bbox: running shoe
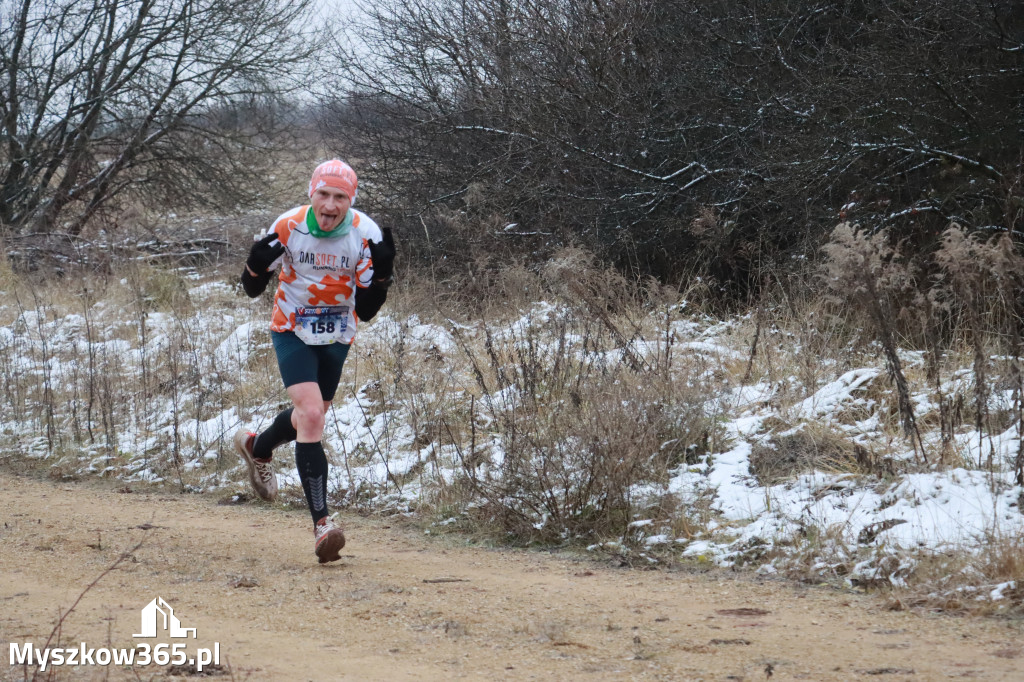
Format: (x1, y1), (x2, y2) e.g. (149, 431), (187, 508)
(233, 430), (278, 502)
(314, 517), (346, 564)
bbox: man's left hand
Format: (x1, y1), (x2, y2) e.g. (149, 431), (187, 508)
(368, 228), (395, 280)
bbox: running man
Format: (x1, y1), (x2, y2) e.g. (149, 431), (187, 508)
(234, 159), (394, 563)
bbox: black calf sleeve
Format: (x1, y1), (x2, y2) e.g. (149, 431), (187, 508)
(253, 408), (296, 459)
(295, 441), (329, 524)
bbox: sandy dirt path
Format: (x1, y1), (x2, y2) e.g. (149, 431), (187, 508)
(1, 472), (1022, 681)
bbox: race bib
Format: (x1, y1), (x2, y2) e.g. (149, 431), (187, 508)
(293, 305), (348, 345)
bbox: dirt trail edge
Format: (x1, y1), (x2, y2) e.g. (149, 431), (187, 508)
(1, 473), (1021, 681)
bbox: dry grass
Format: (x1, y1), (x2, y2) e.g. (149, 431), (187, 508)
(884, 531), (1024, 615)
(749, 424), (867, 486)
(0, 259), (282, 491)
(1, 218), (1023, 599)
(353, 250), (725, 545)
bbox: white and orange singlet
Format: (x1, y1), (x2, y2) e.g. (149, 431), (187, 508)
(264, 205), (382, 345)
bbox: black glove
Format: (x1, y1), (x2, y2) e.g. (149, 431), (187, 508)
(247, 233), (284, 273)
(368, 228), (395, 280)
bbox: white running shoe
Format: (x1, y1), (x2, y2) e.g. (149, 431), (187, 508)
(233, 430), (278, 502)
(314, 517), (346, 564)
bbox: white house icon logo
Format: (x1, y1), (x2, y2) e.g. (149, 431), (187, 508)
(133, 597), (197, 639)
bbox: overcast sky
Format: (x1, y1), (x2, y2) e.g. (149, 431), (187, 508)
(317, 0), (365, 55)
(319, 0), (359, 21)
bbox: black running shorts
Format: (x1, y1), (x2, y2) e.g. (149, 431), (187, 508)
(270, 331), (350, 400)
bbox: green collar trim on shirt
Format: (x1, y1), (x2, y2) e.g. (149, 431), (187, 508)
(305, 206), (353, 238)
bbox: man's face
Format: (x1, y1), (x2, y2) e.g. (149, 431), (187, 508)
(311, 186), (351, 232)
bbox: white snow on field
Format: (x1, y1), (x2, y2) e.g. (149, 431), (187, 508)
(214, 321), (258, 375)
(2, 277), (1022, 604)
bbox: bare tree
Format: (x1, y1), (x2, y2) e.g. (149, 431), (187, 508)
(0, 0), (325, 236)
(321, 0), (1024, 290)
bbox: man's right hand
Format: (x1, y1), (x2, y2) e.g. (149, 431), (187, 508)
(247, 233), (284, 273)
